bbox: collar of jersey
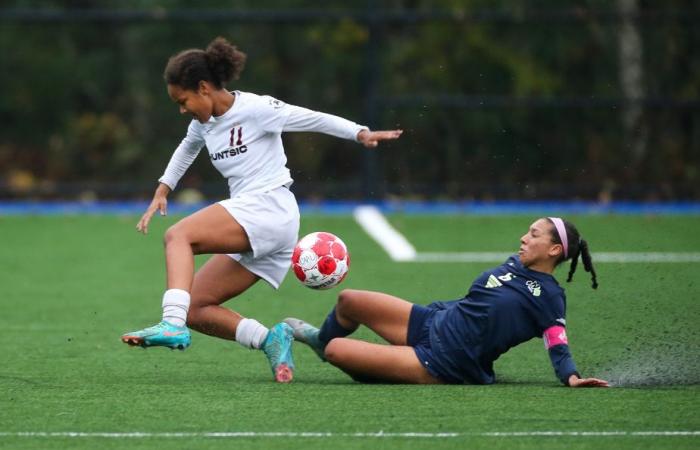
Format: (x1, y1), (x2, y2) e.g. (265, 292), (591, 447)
(209, 91), (239, 124)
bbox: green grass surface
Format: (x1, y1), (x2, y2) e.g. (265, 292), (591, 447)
(1, 213), (699, 450)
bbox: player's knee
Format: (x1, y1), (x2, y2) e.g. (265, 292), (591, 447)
(323, 338), (349, 364)
(184, 297), (215, 330)
(185, 304), (203, 329)
(336, 289), (361, 313)
(163, 224), (184, 246)
(164, 223), (196, 249)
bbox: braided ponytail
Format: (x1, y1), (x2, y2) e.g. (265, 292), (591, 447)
(566, 244), (580, 284)
(578, 239), (598, 289)
(547, 217), (599, 289)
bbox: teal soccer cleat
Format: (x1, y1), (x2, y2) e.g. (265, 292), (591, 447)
(283, 318), (326, 362)
(121, 321), (191, 350)
(262, 323), (295, 383)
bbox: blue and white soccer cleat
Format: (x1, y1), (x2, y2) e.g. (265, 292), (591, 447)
(262, 323), (295, 383)
(283, 317), (326, 362)
(121, 321), (191, 350)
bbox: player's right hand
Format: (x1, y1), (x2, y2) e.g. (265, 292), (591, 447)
(136, 196), (167, 235)
(568, 375), (610, 388)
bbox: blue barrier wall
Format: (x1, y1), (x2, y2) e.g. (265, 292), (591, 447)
(2, 200), (700, 215)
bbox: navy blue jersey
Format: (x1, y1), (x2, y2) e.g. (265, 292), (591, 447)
(425, 255), (578, 384)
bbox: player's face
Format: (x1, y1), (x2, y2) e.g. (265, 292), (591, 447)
(167, 83), (213, 123)
(519, 219), (562, 269)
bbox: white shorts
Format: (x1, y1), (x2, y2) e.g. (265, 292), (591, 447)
(217, 186), (300, 289)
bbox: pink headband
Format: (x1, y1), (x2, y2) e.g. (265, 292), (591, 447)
(549, 217), (569, 259)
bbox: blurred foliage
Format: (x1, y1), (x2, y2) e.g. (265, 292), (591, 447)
(0, 0), (698, 200)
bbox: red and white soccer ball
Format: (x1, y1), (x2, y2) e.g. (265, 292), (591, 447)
(291, 232), (350, 290)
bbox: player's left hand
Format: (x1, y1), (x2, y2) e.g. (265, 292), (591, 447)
(568, 375), (610, 388)
(357, 129), (403, 148)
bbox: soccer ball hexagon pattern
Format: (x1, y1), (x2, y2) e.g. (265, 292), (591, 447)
(291, 231), (350, 290)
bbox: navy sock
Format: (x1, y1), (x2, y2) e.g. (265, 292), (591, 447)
(318, 307), (355, 345)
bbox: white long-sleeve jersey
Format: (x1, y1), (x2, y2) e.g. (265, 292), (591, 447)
(158, 91), (368, 197)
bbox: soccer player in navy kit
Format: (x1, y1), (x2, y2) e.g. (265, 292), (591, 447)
(120, 37), (402, 383)
(286, 217), (609, 387)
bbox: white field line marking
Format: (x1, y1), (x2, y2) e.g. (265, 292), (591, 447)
(414, 252), (700, 263)
(0, 431), (698, 439)
(353, 206), (416, 261)
(353, 206), (700, 263)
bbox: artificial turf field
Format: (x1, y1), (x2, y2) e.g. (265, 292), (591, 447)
(1, 212), (699, 450)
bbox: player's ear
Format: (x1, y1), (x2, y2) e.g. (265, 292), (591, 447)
(548, 243), (563, 258)
(197, 80), (210, 96)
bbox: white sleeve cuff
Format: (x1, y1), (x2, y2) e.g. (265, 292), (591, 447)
(157, 176), (178, 191)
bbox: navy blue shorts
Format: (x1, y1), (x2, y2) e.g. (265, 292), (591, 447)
(407, 304), (461, 384)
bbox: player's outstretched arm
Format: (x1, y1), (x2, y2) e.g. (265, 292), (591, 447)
(568, 374), (610, 388)
(357, 129), (403, 148)
(136, 183), (171, 234)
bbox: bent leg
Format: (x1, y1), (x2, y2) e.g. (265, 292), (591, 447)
(164, 203), (252, 291)
(333, 289), (414, 345)
(187, 254), (260, 340)
(325, 338), (441, 384)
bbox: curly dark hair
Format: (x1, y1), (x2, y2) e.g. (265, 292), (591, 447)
(163, 37), (247, 91)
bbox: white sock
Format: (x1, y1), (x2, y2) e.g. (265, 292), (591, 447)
(235, 318), (269, 350)
(161, 289), (190, 327)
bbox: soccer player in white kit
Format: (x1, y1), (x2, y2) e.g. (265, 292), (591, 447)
(121, 37), (403, 383)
